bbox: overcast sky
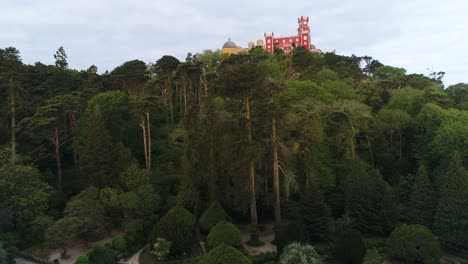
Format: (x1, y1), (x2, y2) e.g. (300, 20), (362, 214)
(1, 0), (467, 85)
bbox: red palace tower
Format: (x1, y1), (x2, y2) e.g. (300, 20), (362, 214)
(264, 16), (311, 53)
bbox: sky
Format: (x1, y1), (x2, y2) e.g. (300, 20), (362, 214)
(1, 0), (467, 86)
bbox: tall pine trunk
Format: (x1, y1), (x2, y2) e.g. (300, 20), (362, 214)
(146, 111), (151, 170)
(246, 97), (258, 226)
(272, 117), (281, 226)
(9, 78), (16, 164)
(54, 127), (63, 192)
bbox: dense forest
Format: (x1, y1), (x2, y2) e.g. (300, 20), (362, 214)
(1, 45), (468, 264)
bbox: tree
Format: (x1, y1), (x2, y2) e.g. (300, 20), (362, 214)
(407, 166), (436, 228)
(299, 179), (332, 241)
(0, 163), (51, 229)
(218, 55), (266, 231)
(45, 217), (81, 258)
(334, 229), (366, 264)
(198, 200), (231, 232)
(54, 46), (68, 69)
(78, 106), (120, 187)
(21, 92), (80, 191)
(386, 224), (441, 264)
(153, 55), (180, 125)
(433, 151), (468, 250)
(344, 160), (396, 234)
(0, 47), (23, 164)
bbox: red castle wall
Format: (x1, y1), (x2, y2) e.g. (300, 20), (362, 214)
(264, 16), (311, 53)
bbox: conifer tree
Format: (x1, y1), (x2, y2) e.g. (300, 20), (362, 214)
(433, 151), (468, 250)
(78, 106), (120, 188)
(299, 177), (332, 241)
(408, 166), (436, 228)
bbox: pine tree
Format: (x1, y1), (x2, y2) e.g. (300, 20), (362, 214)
(345, 159), (396, 234)
(78, 106), (120, 188)
(299, 178), (332, 241)
(408, 166), (436, 228)
(433, 151), (468, 250)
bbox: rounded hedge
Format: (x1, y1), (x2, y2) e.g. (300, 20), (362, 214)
(279, 243), (322, 264)
(199, 244), (252, 264)
(207, 221), (241, 249)
(334, 229), (366, 264)
(112, 236), (127, 252)
(198, 201), (231, 232)
(152, 206), (196, 256)
(386, 224), (442, 264)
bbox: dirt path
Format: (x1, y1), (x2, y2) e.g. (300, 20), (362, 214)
(239, 224), (277, 255)
(126, 248), (143, 264)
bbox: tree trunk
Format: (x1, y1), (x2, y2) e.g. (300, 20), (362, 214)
(140, 116), (149, 170)
(146, 111), (151, 170)
(54, 127), (63, 192)
(272, 117), (281, 226)
(246, 97), (258, 226)
(9, 78), (16, 164)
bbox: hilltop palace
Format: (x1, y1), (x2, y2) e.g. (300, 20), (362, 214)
(221, 16), (321, 55)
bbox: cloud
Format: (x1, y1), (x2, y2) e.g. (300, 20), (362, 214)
(0, 0), (466, 85)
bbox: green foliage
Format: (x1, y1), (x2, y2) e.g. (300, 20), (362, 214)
(152, 207), (195, 256)
(207, 221), (241, 249)
(299, 181), (332, 241)
(279, 243), (322, 264)
(407, 166), (436, 228)
(433, 151), (468, 250)
(363, 248), (382, 264)
(87, 244), (117, 264)
(198, 201), (231, 232)
(334, 229), (366, 264)
(0, 163), (51, 228)
(386, 224), (442, 264)
(45, 217), (81, 256)
(151, 238), (172, 260)
(250, 252), (278, 264)
(198, 244), (251, 264)
(111, 236), (127, 252)
(75, 255), (89, 264)
(344, 160), (396, 234)
(274, 223), (309, 253)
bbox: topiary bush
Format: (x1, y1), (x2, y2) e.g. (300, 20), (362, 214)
(386, 224), (442, 264)
(198, 244), (252, 264)
(111, 236), (127, 253)
(152, 206), (196, 256)
(334, 228), (366, 264)
(86, 244), (117, 264)
(207, 221), (241, 249)
(279, 243), (322, 264)
(198, 201), (231, 232)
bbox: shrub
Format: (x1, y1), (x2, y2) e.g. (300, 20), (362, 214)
(111, 236), (127, 252)
(86, 244), (117, 264)
(151, 238), (171, 260)
(198, 201), (231, 232)
(274, 223), (309, 253)
(334, 229), (366, 264)
(386, 224), (442, 264)
(75, 255), (89, 264)
(279, 243), (322, 264)
(152, 206), (195, 256)
(198, 244), (251, 264)
(207, 221), (241, 249)
(363, 248), (382, 264)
